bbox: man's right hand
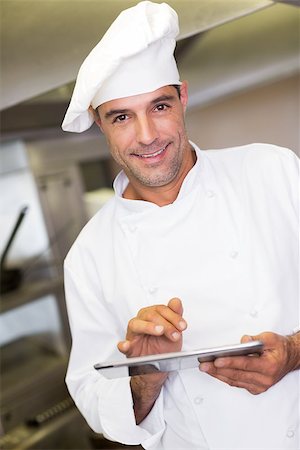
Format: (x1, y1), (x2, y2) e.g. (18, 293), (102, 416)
(117, 297), (187, 358)
(117, 298), (187, 425)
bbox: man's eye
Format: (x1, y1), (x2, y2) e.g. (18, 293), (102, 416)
(113, 114), (128, 123)
(155, 104), (168, 111)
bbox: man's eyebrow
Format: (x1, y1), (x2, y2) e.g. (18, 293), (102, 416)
(104, 109), (130, 120)
(151, 94), (176, 104)
(103, 94), (177, 120)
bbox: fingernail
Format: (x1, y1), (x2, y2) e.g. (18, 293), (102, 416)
(172, 331), (181, 340)
(179, 320), (187, 330)
(155, 325), (164, 334)
(200, 363), (210, 372)
(214, 359), (225, 367)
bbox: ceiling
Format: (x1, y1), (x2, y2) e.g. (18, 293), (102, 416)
(0, 0), (299, 139)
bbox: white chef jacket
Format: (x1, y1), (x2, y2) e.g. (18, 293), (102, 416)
(64, 143), (300, 450)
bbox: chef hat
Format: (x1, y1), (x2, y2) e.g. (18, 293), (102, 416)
(62, 1), (181, 133)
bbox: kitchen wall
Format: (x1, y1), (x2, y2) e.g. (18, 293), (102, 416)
(186, 74), (299, 155)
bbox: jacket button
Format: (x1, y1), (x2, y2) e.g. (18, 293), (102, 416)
(287, 429), (294, 438)
(194, 396), (204, 405)
(206, 190), (215, 198)
(249, 308), (258, 318)
(148, 287), (158, 294)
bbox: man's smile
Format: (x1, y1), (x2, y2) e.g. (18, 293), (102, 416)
(131, 144), (169, 160)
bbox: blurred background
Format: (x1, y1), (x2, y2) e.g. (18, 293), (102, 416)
(0, 1), (299, 449)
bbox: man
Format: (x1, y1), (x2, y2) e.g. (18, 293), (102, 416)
(62, 2), (299, 449)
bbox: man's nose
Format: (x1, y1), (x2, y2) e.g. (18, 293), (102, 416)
(135, 115), (158, 145)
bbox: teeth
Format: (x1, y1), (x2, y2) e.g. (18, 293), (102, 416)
(140, 147), (166, 158)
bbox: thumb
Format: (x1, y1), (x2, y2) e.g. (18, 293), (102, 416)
(117, 340), (131, 355)
(241, 334), (254, 344)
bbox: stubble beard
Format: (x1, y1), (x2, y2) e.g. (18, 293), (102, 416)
(126, 134), (187, 188)
(128, 153), (181, 187)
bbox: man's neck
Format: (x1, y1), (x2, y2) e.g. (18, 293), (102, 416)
(123, 148), (197, 207)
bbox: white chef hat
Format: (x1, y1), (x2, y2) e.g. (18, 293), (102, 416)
(61, 1), (181, 133)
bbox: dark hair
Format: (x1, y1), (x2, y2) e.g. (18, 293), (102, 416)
(172, 84), (181, 99)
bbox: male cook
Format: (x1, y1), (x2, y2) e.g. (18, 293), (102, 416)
(62, 2), (300, 449)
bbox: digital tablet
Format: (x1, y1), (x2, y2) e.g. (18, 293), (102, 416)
(94, 340), (263, 379)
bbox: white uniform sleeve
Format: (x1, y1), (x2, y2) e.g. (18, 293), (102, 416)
(64, 263), (166, 446)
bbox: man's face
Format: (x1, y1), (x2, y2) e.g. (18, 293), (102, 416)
(97, 82), (190, 190)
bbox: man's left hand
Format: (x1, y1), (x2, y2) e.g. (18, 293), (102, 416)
(199, 332), (298, 395)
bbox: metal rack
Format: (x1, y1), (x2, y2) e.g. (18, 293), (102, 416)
(0, 142), (91, 449)
(0, 137), (131, 449)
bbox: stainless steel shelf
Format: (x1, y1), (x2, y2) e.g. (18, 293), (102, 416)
(0, 406), (92, 450)
(1, 336), (69, 433)
(0, 276), (64, 313)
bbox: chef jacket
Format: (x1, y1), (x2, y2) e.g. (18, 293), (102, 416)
(64, 142), (299, 449)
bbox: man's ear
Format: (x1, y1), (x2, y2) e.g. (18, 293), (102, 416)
(179, 80), (188, 112)
(89, 106), (103, 131)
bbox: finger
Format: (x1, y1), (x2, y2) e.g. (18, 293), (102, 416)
(127, 317), (182, 343)
(117, 339), (131, 355)
(205, 372), (267, 395)
(138, 305), (187, 333)
(213, 367), (269, 386)
(241, 334), (253, 343)
(213, 354), (265, 372)
(168, 297), (183, 316)
(200, 365), (270, 393)
(128, 318), (165, 336)
(241, 331), (279, 349)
